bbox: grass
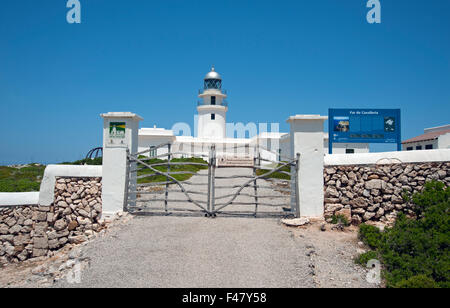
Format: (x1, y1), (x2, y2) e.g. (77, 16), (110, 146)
(136, 157), (208, 184)
(0, 157), (102, 192)
(255, 163), (291, 180)
(0, 164), (46, 192)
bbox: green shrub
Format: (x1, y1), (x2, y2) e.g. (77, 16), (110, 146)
(331, 214), (350, 227)
(395, 275), (439, 289)
(60, 157), (102, 166)
(355, 251), (379, 266)
(358, 224), (382, 249)
(357, 181), (450, 288)
(411, 181), (449, 217)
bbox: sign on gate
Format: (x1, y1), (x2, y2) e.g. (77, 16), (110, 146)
(109, 122), (126, 139)
(216, 156), (254, 167)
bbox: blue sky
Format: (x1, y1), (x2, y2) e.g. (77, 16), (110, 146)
(1, 0), (449, 164)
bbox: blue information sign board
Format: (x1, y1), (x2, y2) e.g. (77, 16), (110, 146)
(328, 108), (401, 154)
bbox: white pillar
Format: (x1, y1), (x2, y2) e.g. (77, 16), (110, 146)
(100, 112), (143, 219)
(287, 115), (327, 218)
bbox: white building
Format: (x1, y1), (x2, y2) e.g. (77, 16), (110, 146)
(402, 124), (450, 151)
(138, 67), (369, 162)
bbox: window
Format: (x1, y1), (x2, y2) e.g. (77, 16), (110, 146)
(425, 144), (433, 150)
(211, 96), (216, 105)
(416, 145), (422, 150)
(406, 147), (413, 151)
(149, 146), (156, 157)
(211, 113), (215, 120)
(346, 149), (355, 154)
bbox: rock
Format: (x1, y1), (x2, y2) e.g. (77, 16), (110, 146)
(437, 170), (446, 179)
(350, 197), (368, 208)
(32, 248), (48, 258)
(391, 195), (404, 204)
(6, 217), (17, 227)
(9, 225), (22, 235)
(325, 186), (340, 198)
(0, 224), (9, 235)
(57, 201), (68, 208)
(33, 236), (49, 249)
(13, 234), (31, 246)
(365, 179), (386, 190)
(281, 218), (310, 227)
(68, 220), (78, 231)
(362, 190), (371, 198)
(68, 235), (88, 244)
(375, 207), (385, 219)
(48, 239), (60, 250)
(363, 212), (376, 221)
(78, 209), (90, 218)
(17, 250), (28, 261)
(54, 219), (67, 231)
(93, 203), (102, 212)
(325, 203), (343, 213)
(4, 243), (15, 256)
(325, 168), (336, 175)
(320, 224), (326, 231)
(324, 198), (340, 204)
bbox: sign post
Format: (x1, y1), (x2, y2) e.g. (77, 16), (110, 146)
(328, 109), (401, 154)
(100, 112), (143, 220)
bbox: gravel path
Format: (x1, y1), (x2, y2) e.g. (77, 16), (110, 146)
(54, 216), (315, 288)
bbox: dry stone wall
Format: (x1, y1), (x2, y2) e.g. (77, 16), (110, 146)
(0, 177), (103, 264)
(324, 162), (450, 225)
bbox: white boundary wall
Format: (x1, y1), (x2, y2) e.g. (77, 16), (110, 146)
(325, 149), (450, 166)
(0, 165), (102, 207)
(0, 192), (40, 207)
(39, 165), (102, 206)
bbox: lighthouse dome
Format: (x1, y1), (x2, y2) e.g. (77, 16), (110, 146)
(204, 66), (221, 80)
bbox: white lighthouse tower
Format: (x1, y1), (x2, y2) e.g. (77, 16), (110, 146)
(197, 66), (228, 139)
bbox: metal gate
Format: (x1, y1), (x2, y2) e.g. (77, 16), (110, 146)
(125, 143), (300, 218)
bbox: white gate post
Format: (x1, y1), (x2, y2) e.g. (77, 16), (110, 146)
(100, 112), (143, 220)
(287, 115), (327, 218)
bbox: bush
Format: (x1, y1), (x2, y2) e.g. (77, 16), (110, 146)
(60, 157), (102, 166)
(395, 275), (439, 289)
(331, 214), (350, 227)
(358, 181), (450, 288)
(355, 251), (379, 266)
(358, 224), (382, 249)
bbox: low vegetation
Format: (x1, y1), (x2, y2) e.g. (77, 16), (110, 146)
(60, 157), (102, 166)
(136, 157), (208, 184)
(331, 214), (350, 227)
(357, 181), (450, 288)
(255, 163), (291, 180)
(0, 164), (46, 192)
(0, 157), (103, 192)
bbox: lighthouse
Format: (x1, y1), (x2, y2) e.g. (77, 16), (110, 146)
(196, 66), (228, 139)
